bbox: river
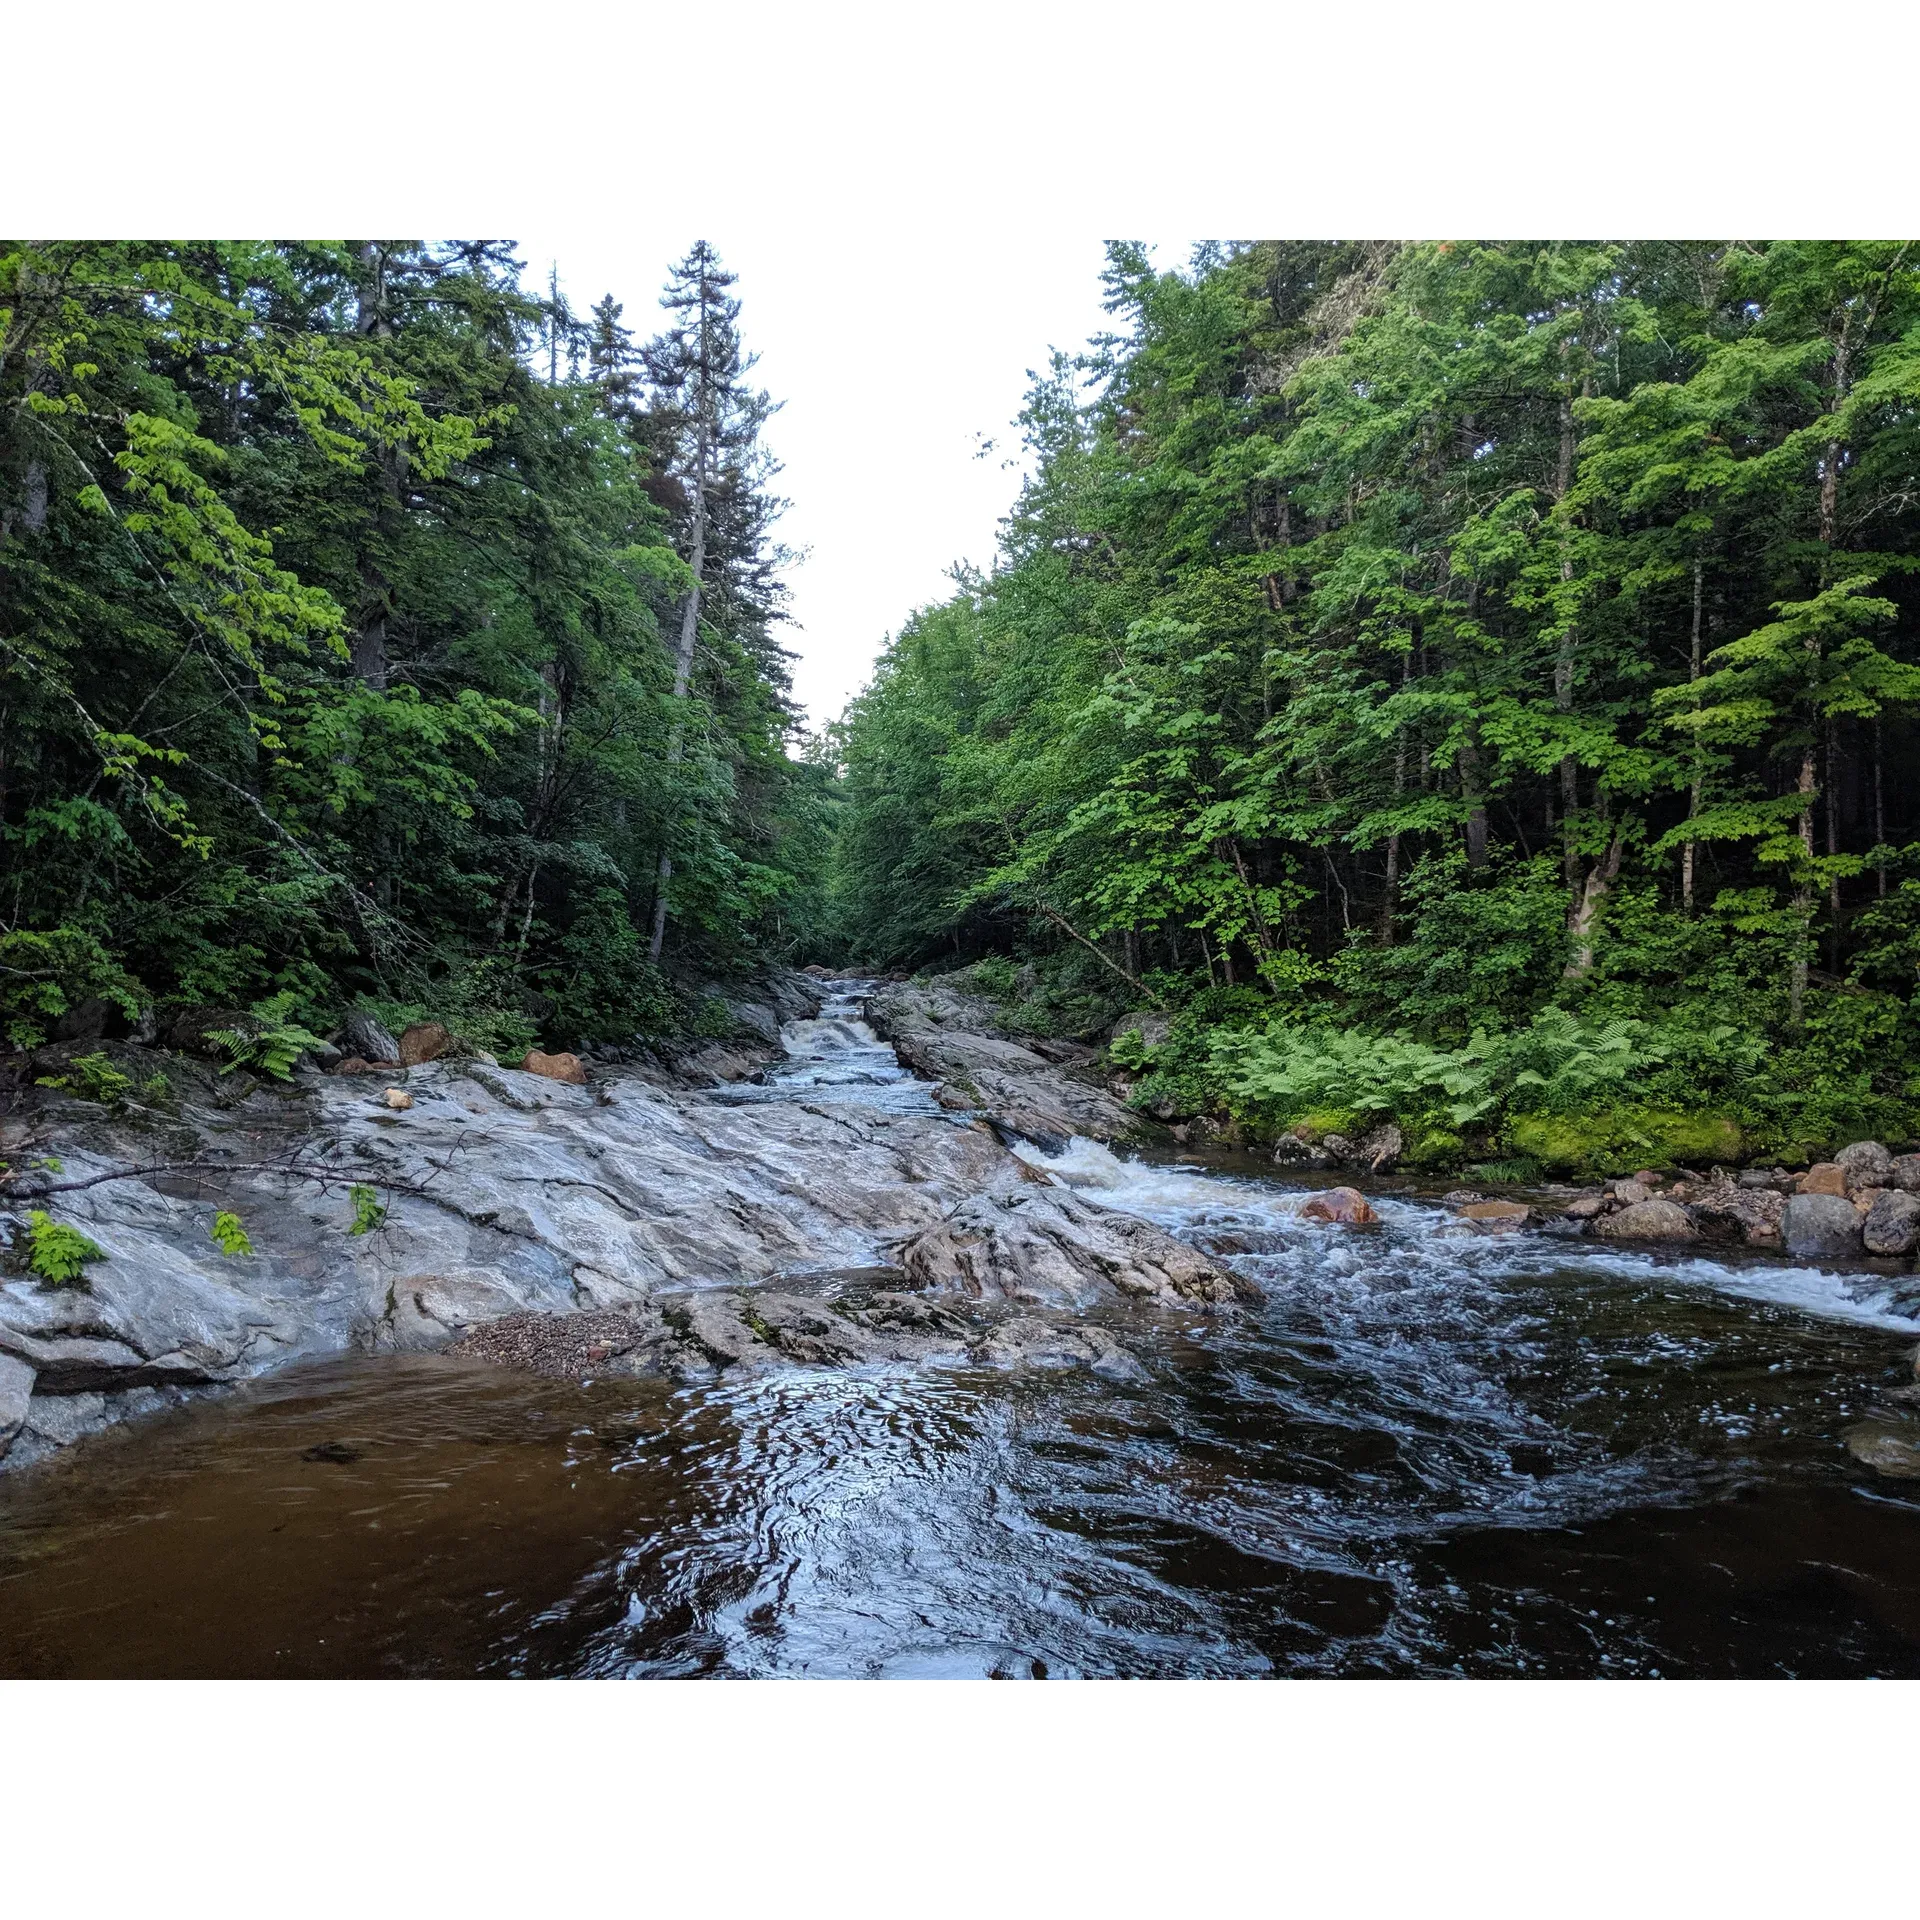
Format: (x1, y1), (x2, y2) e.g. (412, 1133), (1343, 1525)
(2, 981), (1917, 1677)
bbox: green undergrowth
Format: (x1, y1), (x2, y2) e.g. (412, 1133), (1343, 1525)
(1105, 977), (1920, 1178)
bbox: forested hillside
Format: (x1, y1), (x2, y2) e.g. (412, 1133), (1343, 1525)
(1, 240), (827, 1060)
(832, 242), (1920, 1169)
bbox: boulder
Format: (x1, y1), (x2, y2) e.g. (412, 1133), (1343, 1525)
(1783, 1192), (1864, 1259)
(1299, 1186), (1378, 1226)
(51, 996), (114, 1043)
(900, 1187), (1258, 1310)
(1562, 1194), (1607, 1220)
(1861, 1188), (1920, 1257)
(1353, 1122), (1403, 1171)
(1592, 1198), (1696, 1243)
(1686, 1184), (1785, 1248)
(1319, 1133), (1356, 1163)
(1457, 1200), (1534, 1232)
(1844, 1423), (1920, 1478)
(1273, 1133), (1337, 1170)
(1889, 1153), (1920, 1193)
(398, 1021), (453, 1066)
(1440, 1190), (1485, 1206)
(1609, 1174), (1660, 1202)
(342, 1011), (400, 1064)
(1797, 1162), (1847, 1197)
(1109, 1010), (1174, 1054)
(1836, 1140), (1894, 1193)
(383, 1088), (413, 1112)
(522, 1049), (588, 1085)
(164, 1006), (246, 1057)
(304, 1038), (343, 1070)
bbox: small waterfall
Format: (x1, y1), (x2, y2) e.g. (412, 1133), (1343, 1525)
(708, 978), (946, 1115)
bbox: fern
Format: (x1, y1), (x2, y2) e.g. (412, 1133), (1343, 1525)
(209, 1210), (254, 1256)
(207, 990), (326, 1081)
(25, 1210), (106, 1287)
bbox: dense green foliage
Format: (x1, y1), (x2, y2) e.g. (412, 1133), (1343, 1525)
(833, 242), (1920, 1162)
(1, 241), (825, 1056)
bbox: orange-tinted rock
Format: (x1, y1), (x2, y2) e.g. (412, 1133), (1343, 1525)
(399, 1021), (452, 1066)
(522, 1048), (588, 1085)
(1458, 1199), (1533, 1231)
(1797, 1162), (1847, 1197)
(383, 1088), (413, 1111)
(1299, 1186), (1378, 1225)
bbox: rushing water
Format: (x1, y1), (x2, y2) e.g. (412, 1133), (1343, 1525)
(3, 984), (1919, 1678)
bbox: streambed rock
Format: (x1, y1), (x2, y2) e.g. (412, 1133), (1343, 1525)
(1861, 1188), (1920, 1257)
(1783, 1192), (1864, 1260)
(900, 1187), (1257, 1310)
(1592, 1198), (1695, 1243)
(866, 983), (1143, 1147)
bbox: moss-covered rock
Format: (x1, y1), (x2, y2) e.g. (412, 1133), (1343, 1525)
(1506, 1107), (1742, 1177)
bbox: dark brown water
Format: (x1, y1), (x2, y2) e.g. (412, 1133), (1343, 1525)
(4, 1147), (1919, 1677)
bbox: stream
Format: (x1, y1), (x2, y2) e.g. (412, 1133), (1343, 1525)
(2, 981), (1918, 1678)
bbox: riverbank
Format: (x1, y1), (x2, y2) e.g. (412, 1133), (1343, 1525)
(0, 974), (1236, 1470)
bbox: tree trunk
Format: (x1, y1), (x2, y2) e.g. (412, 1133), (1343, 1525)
(647, 388), (712, 962)
(1683, 556), (1704, 910)
(1563, 821), (1624, 981)
(1875, 718), (1887, 898)
(1791, 749), (1816, 1030)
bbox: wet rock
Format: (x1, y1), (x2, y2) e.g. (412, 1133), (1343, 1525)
(1562, 1194), (1607, 1220)
(342, 1011), (399, 1064)
(1457, 1200), (1534, 1233)
(305, 1038), (343, 1070)
(969, 1317), (1144, 1380)
(1835, 1140), (1894, 1193)
(398, 1021), (452, 1066)
(0, 1351), (33, 1455)
(1592, 1199), (1695, 1243)
(1440, 1190), (1484, 1206)
(1862, 1188), (1920, 1256)
(868, 983), (1144, 1146)
(1844, 1422), (1920, 1478)
(1686, 1184), (1785, 1248)
(1783, 1192), (1864, 1259)
(1797, 1162), (1847, 1198)
(1299, 1186), (1378, 1226)
(522, 1049), (588, 1085)
(901, 1188), (1257, 1311)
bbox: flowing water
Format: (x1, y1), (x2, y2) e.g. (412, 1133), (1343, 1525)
(3, 983), (1919, 1678)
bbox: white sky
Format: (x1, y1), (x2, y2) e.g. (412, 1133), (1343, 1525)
(518, 231), (1137, 729)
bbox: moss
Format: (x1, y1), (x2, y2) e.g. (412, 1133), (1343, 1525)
(1293, 1108), (1359, 1143)
(1506, 1107), (1743, 1177)
(1401, 1125), (1465, 1170)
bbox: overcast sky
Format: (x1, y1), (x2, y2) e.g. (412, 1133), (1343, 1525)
(518, 230), (1142, 730)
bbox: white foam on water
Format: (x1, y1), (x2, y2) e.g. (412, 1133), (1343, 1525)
(1013, 1135), (1920, 1334)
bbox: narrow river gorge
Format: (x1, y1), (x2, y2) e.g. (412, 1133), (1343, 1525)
(3, 981), (1918, 1678)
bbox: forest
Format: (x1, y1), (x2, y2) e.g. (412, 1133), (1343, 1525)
(8, 239), (1920, 1175)
(0, 239), (827, 1067)
(830, 241), (1920, 1172)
